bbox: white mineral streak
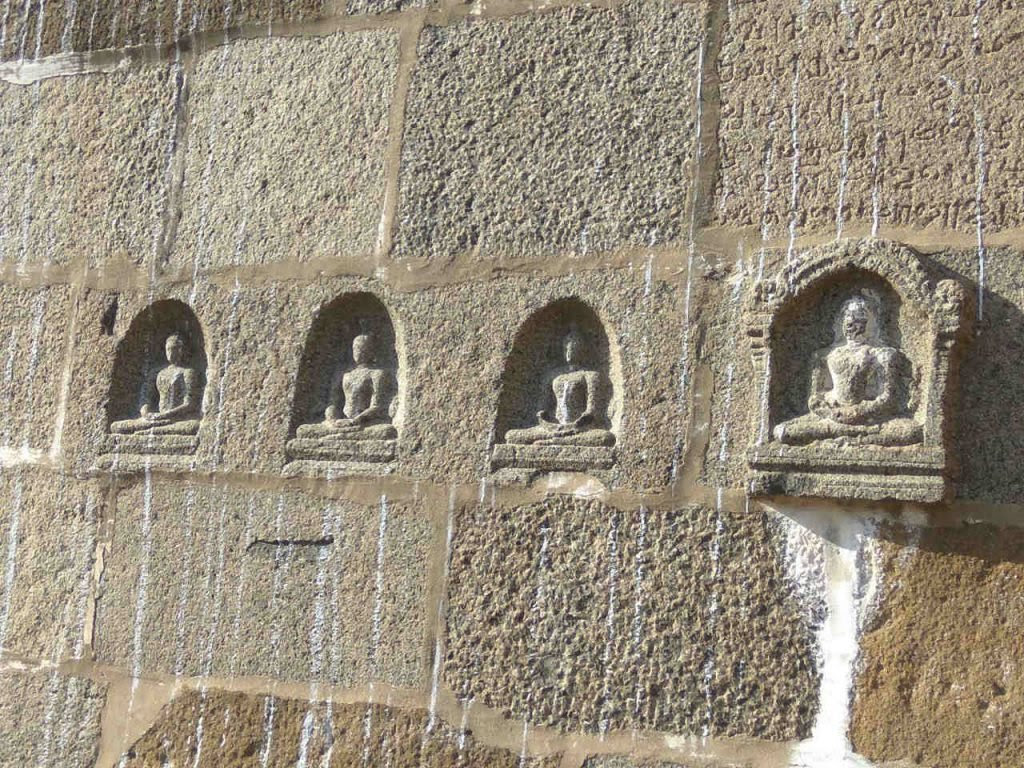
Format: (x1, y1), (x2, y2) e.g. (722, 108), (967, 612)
(776, 502), (881, 768)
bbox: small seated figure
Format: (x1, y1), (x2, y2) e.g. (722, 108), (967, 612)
(773, 296), (922, 447)
(110, 333), (202, 435)
(505, 329), (615, 448)
(296, 332), (397, 442)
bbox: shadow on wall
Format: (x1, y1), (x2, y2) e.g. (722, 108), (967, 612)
(923, 254), (1024, 504)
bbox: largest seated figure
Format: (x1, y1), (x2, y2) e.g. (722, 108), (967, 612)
(110, 333), (202, 435)
(505, 328), (615, 448)
(773, 295), (922, 447)
(296, 332), (397, 442)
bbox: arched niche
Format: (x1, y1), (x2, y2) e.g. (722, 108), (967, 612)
(285, 292), (401, 472)
(492, 297), (620, 474)
(98, 299), (207, 468)
(746, 239), (968, 503)
(106, 299), (208, 429)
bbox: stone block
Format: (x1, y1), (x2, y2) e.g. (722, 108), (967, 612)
(119, 688), (559, 766)
(170, 29), (398, 273)
(0, 467), (98, 661)
(395, 0), (705, 264)
(444, 497), (818, 738)
(347, 0), (427, 14)
(63, 267), (687, 488)
(0, 668), (106, 768)
(395, 268), (689, 489)
(0, 66), (179, 267)
(715, 0), (1024, 238)
(0, 0), (329, 61)
(95, 479), (431, 688)
(852, 522), (1024, 768)
(0, 283), (73, 456)
(929, 249), (1024, 503)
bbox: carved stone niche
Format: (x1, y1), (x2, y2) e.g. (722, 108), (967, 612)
(491, 297), (620, 479)
(284, 292), (401, 477)
(97, 299), (207, 471)
(746, 241), (969, 503)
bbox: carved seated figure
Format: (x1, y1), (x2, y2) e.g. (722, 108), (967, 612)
(772, 296), (922, 447)
(110, 333), (202, 435)
(296, 333), (397, 442)
(504, 329), (615, 448)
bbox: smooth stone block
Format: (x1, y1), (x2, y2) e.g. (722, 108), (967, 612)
(95, 479), (431, 689)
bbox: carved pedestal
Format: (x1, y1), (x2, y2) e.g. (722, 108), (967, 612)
(491, 443), (616, 473)
(96, 432), (200, 472)
(283, 437), (396, 478)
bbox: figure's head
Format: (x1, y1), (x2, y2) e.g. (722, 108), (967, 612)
(352, 333), (376, 365)
(164, 333), (186, 365)
(563, 328), (584, 365)
(838, 296), (878, 344)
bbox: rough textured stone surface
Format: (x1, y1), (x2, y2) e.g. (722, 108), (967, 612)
(62, 268), (687, 487)
(584, 759), (730, 768)
(121, 689), (560, 766)
(0, 284), (73, 455)
(0, 668), (106, 767)
(0, 468), (97, 660)
(445, 498), (818, 739)
(96, 480), (431, 688)
(0, 0), (330, 61)
(715, 0), (1024, 237)
(852, 522), (1024, 768)
(171, 29), (398, 272)
(347, 0), (426, 14)
(931, 250), (1024, 504)
(395, 0), (705, 264)
(0, 66), (179, 267)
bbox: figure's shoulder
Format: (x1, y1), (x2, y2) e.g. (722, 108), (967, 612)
(872, 345), (901, 363)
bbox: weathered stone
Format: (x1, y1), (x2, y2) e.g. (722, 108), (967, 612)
(64, 268), (687, 488)
(0, 668), (106, 767)
(120, 688), (559, 767)
(395, 0), (705, 264)
(95, 479), (431, 688)
(0, 0), (329, 61)
(0, 66), (179, 267)
(929, 249), (1024, 504)
(346, 0), (427, 14)
(444, 498), (818, 739)
(715, 0), (1024, 237)
(584, 759), (737, 768)
(170, 29), (398, 273)
(852, 522), (1024, 768)
(0, 283), (73, 456)
(0, 467), (97, 660)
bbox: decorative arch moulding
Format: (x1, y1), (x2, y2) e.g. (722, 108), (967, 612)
(745, 239), (971, 504)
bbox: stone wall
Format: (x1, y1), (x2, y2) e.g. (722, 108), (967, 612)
(0, 1), (1022, 766)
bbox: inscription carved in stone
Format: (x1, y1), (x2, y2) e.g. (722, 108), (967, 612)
(746, 240), (968, 503)
(492, 298), (617, 476)
(285, 292), (400, 475)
